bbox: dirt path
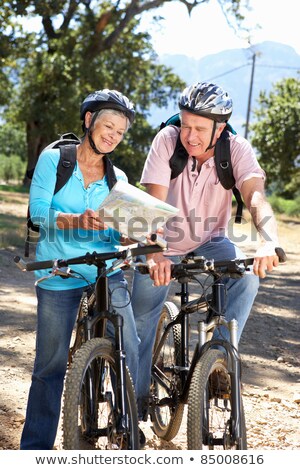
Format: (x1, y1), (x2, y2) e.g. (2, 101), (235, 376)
(0, 193), (300, 450)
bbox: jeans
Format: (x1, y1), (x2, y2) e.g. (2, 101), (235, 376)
(131, 237), (259, 416)
(20, 272), (139, 450)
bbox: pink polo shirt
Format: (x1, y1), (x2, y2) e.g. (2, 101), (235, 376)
(141, 125), (265, 256)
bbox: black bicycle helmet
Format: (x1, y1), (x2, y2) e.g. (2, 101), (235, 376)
(80, 89), (135, 125)
(179, 82), (233, 123)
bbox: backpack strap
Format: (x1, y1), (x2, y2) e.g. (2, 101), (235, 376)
(25, 145), (77, 256)
(232, 187), (243, 224)
(104, 154), (118, 190)
(24, 203), (39, 257)
(161, 113), (190, 179)
(55, 145), (117, 193)
(214, 129), (235, 190)
(164, 115), (243, 223)
(54, 144), (77, 194)
(170, 134), (189, 180)
(215, 129), (243, 223)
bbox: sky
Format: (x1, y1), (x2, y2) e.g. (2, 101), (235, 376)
(139, 0), (300, 59)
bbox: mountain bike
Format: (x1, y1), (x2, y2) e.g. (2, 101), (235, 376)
(14, 243), (164, 450)
(139, 247), (286, 450)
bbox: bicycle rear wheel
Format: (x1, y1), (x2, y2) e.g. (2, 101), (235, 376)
(63, 337), (139, 450)
(187, 349), (247, 450)
(150, 302), (185, 441)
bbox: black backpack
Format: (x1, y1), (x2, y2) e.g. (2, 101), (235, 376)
(160, 114), (243, 224)
(25, 133), (117, 257)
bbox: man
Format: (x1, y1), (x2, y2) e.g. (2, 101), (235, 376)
(131, 81), (282, 418)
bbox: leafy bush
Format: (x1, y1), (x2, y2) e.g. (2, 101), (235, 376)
(0, 154), (26, 184)
(268, 194), (300, 217)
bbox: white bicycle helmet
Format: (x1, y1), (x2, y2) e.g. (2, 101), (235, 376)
(179, 82), (233, 123)
(80, 89), (135, 125)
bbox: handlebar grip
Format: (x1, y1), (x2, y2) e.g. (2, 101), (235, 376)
(149, 234), (168, 249)
(25, 260), (56, 271)
(14, 256), (28, 271)
(130, 244), (164, 257)
(14, 255), (55, 271)
(275, 247), (287, 263)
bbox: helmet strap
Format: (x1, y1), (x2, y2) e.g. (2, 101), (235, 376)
(205, 121), (217, 152)
(86, 111), (106, 155)
(88, 132), (105, 155)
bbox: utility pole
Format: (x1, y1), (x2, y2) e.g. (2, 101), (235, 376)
(244, 51), (256, 140)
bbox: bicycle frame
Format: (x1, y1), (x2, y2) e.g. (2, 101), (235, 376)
(14, 243), (166, 443)
(151, 269), (244, 444)
(78, 260), (130, 433)
(148, 248), (286, 447)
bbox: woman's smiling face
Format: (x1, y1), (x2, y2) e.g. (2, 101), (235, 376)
(89, 110), (128, 153)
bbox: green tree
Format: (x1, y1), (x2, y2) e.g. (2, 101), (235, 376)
(0, 123), (27, 160)
(0, 1), (247, 184)
(0, 154), (26, 183)
(250, 77), (300, 198)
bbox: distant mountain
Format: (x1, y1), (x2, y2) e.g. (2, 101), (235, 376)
(150, 41), (300, 135)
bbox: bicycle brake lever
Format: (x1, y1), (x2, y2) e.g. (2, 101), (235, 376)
(110, 253), (132, 271)
(34, 260), (72, 285)
(35, 273), (55, 285)
(53, 266), (72, 277)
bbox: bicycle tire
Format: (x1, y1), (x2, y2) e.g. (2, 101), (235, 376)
(150, 301), (185, 441)
(187, 348), (247, 450)
(63, 337), (139, 450)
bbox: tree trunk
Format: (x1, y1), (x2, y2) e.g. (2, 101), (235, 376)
(23, 120), (48, 187)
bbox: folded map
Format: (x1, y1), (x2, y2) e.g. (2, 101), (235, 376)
(98, 180), (179, 242)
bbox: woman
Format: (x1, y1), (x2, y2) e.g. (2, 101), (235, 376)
(20, 89), (141, 450)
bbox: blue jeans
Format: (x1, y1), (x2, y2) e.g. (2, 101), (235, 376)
(20, 272), (139, 450)
(131, 237), (259, 416)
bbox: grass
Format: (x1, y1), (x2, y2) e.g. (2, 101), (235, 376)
(0, 194), (28, 204)
(0, 183), (29, 193)
(0, 185), (28, 249)
(0, 213), (27, 249)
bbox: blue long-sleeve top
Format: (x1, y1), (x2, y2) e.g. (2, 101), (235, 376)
(29, 148), (126, 290)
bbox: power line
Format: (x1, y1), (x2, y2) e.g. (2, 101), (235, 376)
(256, 64), (300, 70)
(205, 62), (300, 82)
(205, 64), (249, 81)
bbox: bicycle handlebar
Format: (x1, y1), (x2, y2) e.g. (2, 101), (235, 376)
(14, 244), (164, 272)
(136, 247), (287, 278)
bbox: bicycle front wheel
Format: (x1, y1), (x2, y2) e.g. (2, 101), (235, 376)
(63, 338), (139, 450)
(150, 302), (184, 441)
(187, 349), (247, 450)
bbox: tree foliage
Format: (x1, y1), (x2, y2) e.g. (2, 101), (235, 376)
(250, 77), (300, 198)
(0, 0), (247, 184)
(0, 123), (27, 159)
